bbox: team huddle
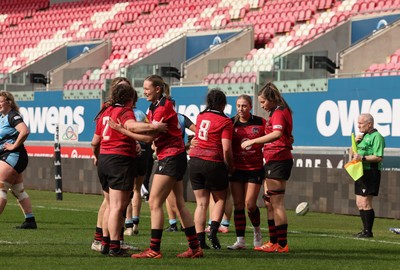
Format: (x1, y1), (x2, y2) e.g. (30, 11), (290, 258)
(90, 76), (294, 258)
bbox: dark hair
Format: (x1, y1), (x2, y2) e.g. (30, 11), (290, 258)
(110, 76), (131, 89)
(203, 88), (226, 113)
(258, 82), (292, 114)
(233, 94), (252, 125)
(94, 83), (136, 120)
(144, 74), (171, 99)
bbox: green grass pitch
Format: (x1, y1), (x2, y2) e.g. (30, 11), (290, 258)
(0, 190), (399, 270)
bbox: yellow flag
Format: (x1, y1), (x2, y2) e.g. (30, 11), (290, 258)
(345, 133), (363, 181)
(344, 160), (363, 181)
(351, 133), (357, 154)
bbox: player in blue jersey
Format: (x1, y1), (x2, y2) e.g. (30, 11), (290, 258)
(0, 90), (37, 229)
(164, 112), (196, 232)
(124, 107), (149, 236)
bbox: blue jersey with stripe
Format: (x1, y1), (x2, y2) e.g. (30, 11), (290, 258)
(0, 110), (25, 150)
(134, 108), (147, 123)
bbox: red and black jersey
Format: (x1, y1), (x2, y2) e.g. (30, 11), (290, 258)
(263, 106), (293, 161)
(147, 96), (185, 160)
(232, 114), (266, 170)
(190, 110), (233, 162)
(95, 105), (137, 157)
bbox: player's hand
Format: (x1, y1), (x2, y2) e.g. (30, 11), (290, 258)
(355, 134), (363, 143)
(108, 118), (123, 131)
(3, 142), (15, 151)
(135, 143), (142, 155)
(153, 117), (168, 133)
(241, 140), (253, 150)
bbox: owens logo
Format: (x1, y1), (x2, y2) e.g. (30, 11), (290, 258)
(316, 98), (400, 137)
(19, 106), (85, 135)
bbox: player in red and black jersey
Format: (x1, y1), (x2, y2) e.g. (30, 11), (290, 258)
(132, 75), (202, 259)
(241, 82), (293, 253)
(189, 88), (234, 250)
(227, 95), (266, 250)
(92, 82), (155, 257)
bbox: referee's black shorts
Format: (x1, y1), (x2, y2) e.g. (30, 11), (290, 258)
(354, 169), (381, 196)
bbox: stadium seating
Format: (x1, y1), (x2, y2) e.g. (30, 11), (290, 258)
(364, 49), (400, 77)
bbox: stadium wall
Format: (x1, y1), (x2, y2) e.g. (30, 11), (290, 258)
(184, 28), (254, 83)
(50, 41), (111, 89)
(22, 154), (400, 219)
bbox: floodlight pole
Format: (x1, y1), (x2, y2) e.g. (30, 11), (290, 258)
(54, 125), (63, 200)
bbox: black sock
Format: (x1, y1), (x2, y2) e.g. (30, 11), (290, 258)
(268, 219), (277, 244)
(276, 224), (288, 247)
(364, 209), (375, 234)
(197, 232), (206, 243)
(150, 229), (163, 251)
(95, 227), (102, 241)
(210, 221), (220, 234)
(110, 240), (120, 252)
(359, 210), (366, 232)
(125, 222), (133, 228)
(26, 216), (35, 223)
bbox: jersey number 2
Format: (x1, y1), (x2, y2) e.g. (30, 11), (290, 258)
(102, 116), (110, 140)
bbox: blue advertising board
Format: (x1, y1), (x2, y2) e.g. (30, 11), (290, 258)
(20, 76), (400, 148)
(285, 76), (399, 147)
(186, 32), (238, 60)
(351, 14), (400, 44)
(66, 43), (99, 61)
(19, 91), (100, 142)
(137, 76), (400, 148)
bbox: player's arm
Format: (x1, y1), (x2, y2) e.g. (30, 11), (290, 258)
(91, 134), (101, 166)
(222, 138), (234, 175)
(3, 121), (30, 151)
(353, 153), (383, 163)
(109, 118), (155, 143)
(125, 120), (167, 134)
(241, 130), (282, 149)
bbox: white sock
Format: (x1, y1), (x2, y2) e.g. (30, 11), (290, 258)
(237, 236), (245, 244)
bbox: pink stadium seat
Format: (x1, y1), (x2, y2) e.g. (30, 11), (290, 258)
(350, 2), (360, 14)
(389, 55), (399, 64)
(359, 1), (376, 13)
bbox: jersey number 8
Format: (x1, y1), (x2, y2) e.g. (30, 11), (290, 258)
(198, 120), (210, 141)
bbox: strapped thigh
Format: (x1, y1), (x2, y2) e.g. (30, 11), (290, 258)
(10, 183), (29, 201)
(262, 189), (285, 202)
(0, 181), (12, 200)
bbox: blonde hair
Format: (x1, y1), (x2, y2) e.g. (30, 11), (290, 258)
(233, 94), (252, 125)
(0, 90), (19, 112)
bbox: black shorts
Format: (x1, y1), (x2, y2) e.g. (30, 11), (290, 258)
(0, 148), (28, 174)
(136, 152), (147, 176)
(354, 169), (381, 196)
(264, 159), (293, 181)
(97, 154), (136, 192)
(155, 151), (187, 181)
(230, 169), (264, 185)
(189, 157), (229, 191)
